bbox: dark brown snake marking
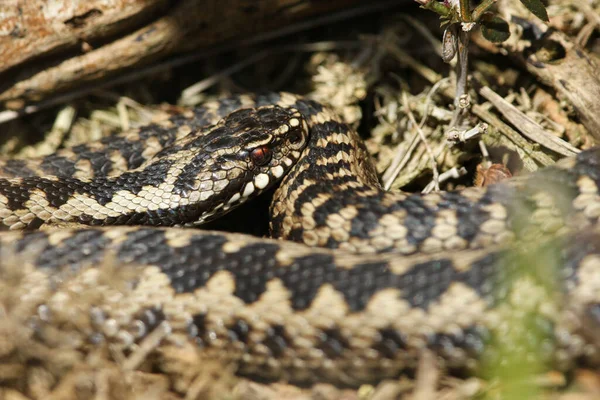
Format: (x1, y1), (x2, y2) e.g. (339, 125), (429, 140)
(0, 92), (599, 386)
(0, 104), (308, 229)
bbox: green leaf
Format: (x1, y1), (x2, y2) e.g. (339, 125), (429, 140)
(480, 14), (511, 43)
(520, 0), (549, 22)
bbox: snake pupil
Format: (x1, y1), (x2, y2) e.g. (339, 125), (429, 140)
(250, 146), (272, 166)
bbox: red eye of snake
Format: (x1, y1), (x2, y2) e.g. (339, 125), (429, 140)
(250, 146), (272, 166)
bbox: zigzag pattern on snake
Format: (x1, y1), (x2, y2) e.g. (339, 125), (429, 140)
(0, 92), (599, 385)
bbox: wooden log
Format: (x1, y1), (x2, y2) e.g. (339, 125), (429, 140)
(482, 1), (600, 143)
(0, 0), (370, 108)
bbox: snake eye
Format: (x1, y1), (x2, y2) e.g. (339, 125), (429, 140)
(250, 146), (272, 166)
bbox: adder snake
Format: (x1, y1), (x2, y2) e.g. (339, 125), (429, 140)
(0, 92), (599, 385)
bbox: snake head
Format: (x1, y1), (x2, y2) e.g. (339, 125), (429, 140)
(0, 104), (309, 229)
(167, 105), (310, 225)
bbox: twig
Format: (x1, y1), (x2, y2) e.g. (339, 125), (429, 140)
(472, 104), (555, 168)
(422, 166), (467, 194)
(381, 79), (448, 190)
(181, 41), (364, 102)
(479, 87), (580, 157)
(402, 16), (444, 57)
(385, 33), (444, 85)
(16, 105), (76, 158)
(412, 349), (440, 400)
(402, 92), (440, 192)
(449, 26), (472, 128)
(122, 321), (171, 371)
(573, 2), (600, 28)
(181, 50), (271, 101)
(382, 128), (422, 191)
(446, 122), (488, 143)
(419, 78), (451, 129)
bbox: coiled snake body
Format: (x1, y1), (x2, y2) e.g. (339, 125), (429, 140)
(0, 92), (599, 385)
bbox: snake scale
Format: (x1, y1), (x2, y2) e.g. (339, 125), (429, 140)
(0, 92), (599, 386)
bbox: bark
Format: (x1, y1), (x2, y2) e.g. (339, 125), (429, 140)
(0, 0), (368, 108)
(0, 0), (169, 75)
(518, 27), (600, 143)
(490, 1), (600, 143)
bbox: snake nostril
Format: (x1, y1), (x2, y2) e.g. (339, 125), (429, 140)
(289, 130), (302, 144)
(250, 146), (272, 166)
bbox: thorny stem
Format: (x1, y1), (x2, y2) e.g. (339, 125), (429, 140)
(415, 0), (497, 24)
(414, 0), (452, 18)
(450, 28), (470, 127)
(414, 0), (472, 128)
(459, 0), (471, 21)
(472, 0), (498, 21)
